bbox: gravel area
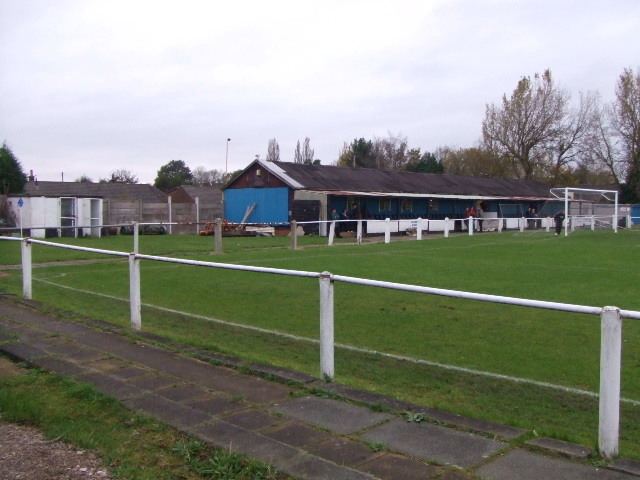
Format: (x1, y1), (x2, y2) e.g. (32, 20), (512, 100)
(0, 421), (113, 480)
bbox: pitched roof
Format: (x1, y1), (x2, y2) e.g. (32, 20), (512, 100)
(173, 185), (223, 203)
(23, 181), (167, 202)
(259, 161), (551, 199)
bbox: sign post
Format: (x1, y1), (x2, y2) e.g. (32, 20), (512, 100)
(17, 197), (24, 237)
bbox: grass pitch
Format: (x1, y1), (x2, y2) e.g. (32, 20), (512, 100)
(1, 229), (639, 458)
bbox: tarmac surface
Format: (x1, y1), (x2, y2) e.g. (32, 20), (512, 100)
(1, 296), (639, 480)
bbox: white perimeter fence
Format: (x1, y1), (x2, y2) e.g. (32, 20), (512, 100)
(2, 234), (639, 458)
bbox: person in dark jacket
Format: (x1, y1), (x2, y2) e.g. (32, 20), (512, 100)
(554, 211), (565, 235)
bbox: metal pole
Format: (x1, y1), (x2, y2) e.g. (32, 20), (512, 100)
(564, 187), (569, 237)
(133, 222), (139, 254)
(195, 196), (200, 235)
(614, 192), (618, 233)
(384, 218), (390, 244)
(168, 196), (172, 235)
(214, 218), (223, 254)
(128, 253), (141, 331)
(290, 220), (297, 250)
(599, 306), (621, 458)
(19, 207), (23, 238)
(21, 239), (32, 300)
(328, 221), (335, 246)
(416, 217), (422, 241)
(319, 271), (334, 380)
(225, 138), (231, 174)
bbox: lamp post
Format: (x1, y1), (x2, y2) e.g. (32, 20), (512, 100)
(225, 138), (231, 173)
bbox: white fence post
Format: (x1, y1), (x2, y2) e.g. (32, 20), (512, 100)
(599, 306), (622, 458)
(416, 217), (422, 241)
(468, 216), (473, 236)
(195, 196), (200, 235)
(21, 238), (32, 300)
(290, 220), (297, 250)
(128, 253), (141, 331)
(133, 222), (139, 254)
(498, 217), (503, 233)
(519, 217), (525, 233)
(444, 217), (449, 238)
(319, 271), (334, 380)
(384, 218), (391, 244)
(626, 213), (632, 228)
(356, 220), (362, 245)
(545, 217), (550, 233)
(214, 218), (223, 254)
(328, 221), (335, 246)
(591, 215), (595, 231)
(168, 196), (172, 235)
(571, 216), (576, 232)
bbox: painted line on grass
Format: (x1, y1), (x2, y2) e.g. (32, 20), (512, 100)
(33, 276), (640, 407)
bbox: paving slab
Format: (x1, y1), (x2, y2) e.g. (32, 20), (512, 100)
(421, 407), (526, 440)
(34, 356), (87, 377)
(305, 437), (377, 467)
(109, 365), (148, 379)
(155, 384), (209, 403)
(249, 363), (317, 384)
(609, 459), (640, 477)
(224, 409), (285, 431)
(477, 449), (635, 480)
(359, 453), (442, 480)
(125, 393), (211, 430)
(361, 418), (506, 468)
(76, 372), (144, 400)
(284, 454), (377, 480)
(274, 396), (392, 435)
(526, 436), (592, 459)
(217, 375), (292, 404)
(264, 422), (334, 448)
(128, 374), (181, 391)
(187, 395), (248, 415)
(0, 342), (49, 361)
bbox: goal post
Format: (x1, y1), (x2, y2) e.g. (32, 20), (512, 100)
(549, 187), (619, 237)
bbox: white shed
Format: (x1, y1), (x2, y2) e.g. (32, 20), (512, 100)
(7, 195), (103, 238)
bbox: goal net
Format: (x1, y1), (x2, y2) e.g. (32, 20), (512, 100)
(549, 187), (619, 236)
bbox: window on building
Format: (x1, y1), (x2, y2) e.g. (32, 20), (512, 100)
(379, 198), (391, 211)
(401, 199), (413, 213)
(429, 198), (439, 212)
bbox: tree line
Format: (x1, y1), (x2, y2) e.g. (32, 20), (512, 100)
(334, 67), (640, 202)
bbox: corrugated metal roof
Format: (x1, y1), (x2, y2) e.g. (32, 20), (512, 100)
(23, 181), (168, 202)
(268, 161), (551, 198)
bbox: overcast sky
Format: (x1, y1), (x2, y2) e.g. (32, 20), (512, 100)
(1, 0), (638, 184)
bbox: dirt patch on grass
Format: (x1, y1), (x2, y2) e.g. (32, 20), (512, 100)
(0, 422), (113, 479)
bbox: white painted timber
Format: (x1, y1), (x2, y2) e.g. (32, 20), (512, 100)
(599, 307), (622, 458)
(129, 253), (141, 331)
(319, 271), (335, 379)
(384, 218), (391, 243)
(21, 239), (32, 299)
(416, 218), (423, 240)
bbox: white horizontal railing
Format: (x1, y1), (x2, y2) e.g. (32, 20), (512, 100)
(2, 234), (639, 458)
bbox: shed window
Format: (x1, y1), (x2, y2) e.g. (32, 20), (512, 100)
(401, 199), (413, 213)
(379, 199), (391, 211)
(429, 198), (439, 212)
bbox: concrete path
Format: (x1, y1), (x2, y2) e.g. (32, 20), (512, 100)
(0, 296), (638, 480)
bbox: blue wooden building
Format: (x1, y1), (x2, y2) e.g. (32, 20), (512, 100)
(223, 160), (552, 233)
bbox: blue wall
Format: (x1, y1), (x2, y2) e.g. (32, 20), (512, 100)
(632, 204), (640, 225)
(224, 187), (289, 223)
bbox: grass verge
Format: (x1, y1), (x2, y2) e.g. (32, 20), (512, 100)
(0, 358), (284, 480)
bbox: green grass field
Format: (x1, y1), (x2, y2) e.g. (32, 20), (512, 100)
(1, 229), (639, 458)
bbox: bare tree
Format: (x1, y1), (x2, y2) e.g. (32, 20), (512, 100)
(192, 166), (224, 186)
(100, 169), (138, 184)
(440, 146), (513, 178)
(266, 138), (280, 162)
(293, 140), (303, 164)
(482, 69), (568, 180)
(302, 137), (314, 165)
(372, 132), (408, 170)
(612, 68), (640, 199)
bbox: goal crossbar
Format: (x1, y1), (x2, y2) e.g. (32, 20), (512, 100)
(549, 187), (619, 236)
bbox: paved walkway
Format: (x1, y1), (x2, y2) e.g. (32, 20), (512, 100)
(0, 296), (638, 480)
